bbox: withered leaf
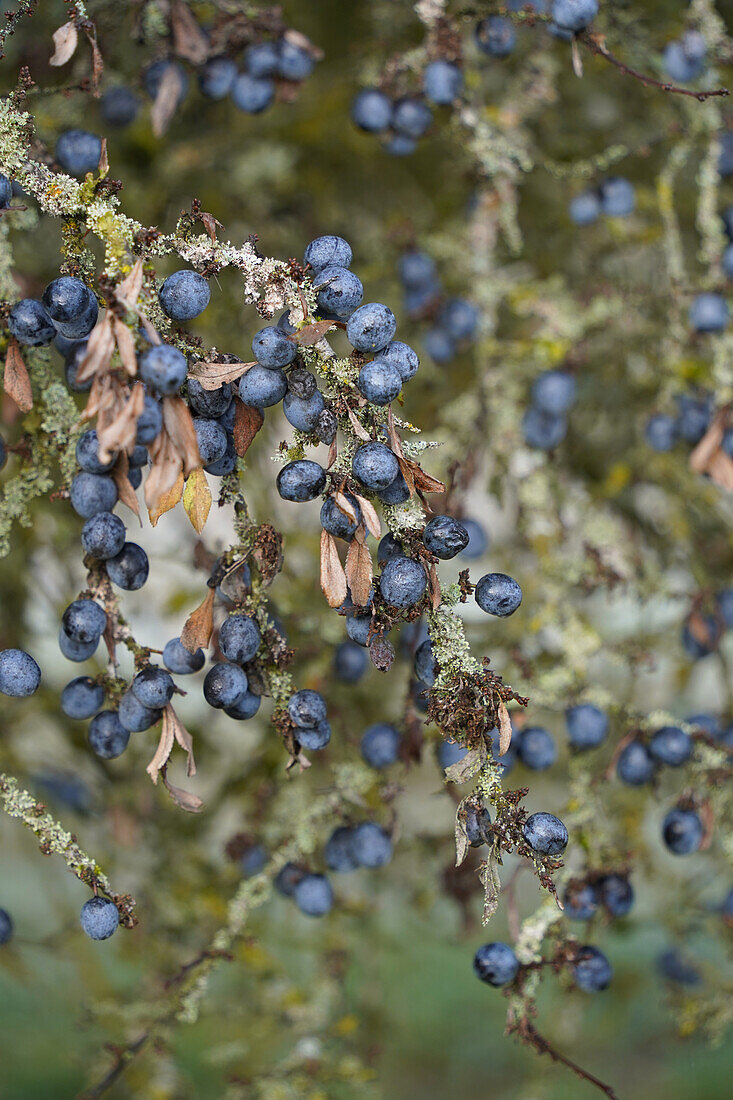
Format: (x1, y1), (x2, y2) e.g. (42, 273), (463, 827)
(200, 211), (223, 243)
(232, 398), (263, 457)
(497, 701), (512, 757)
(111, 451), (142, 524)
(83, 26), (104, 95)
(146, 712), (175, 781)
(161, 765), (204, 813)
(347, 406), (371, 442)
(386, 407), (405, 459)
(77, 315), (115, 384)
(182, 466), (212, 534)
(353, 492), (381, 539)
(289, 319), (337, 345)
(333, 492), (358, 524)
(188, 359), (252, 390)
(97, 381), (145, 463)
(412, 464), (446, 495)
(454, 797), (470, 868)
(115, 258), (144, 310)
(326, 434), (338, 469)
(690, 412), (725, 473)
(50, 21), (78, 66)
(151, 62), (185, 137)
(146, 430), (184, 525)
(180, 586), (215, 653)
(139, 315), (162, 346)
(171, 0), (210, 64)
(320, 529), (348, 608)
(3, 340), (33, 412)
(479, 846), (502, 924)
(163, 703), (197, 777)
(428, 563), (441, 610)
(444, 744), (485, 785)
(345, 526), (372, 608)
(706, 450), (733, 491)
(98, 137), (108, 176)
(113, 316), (137, 375)
(163, 395), (201, 475)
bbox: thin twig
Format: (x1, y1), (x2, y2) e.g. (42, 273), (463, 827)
(514, 1017), (620, 1100)
(580, 31), (729, 101)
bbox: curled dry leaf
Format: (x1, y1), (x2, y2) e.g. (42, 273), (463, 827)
(112, 316), (138, 376)
(152, 62), (186, 137)
(345, 525), (372, 608)
(180, 586), (215, 653)
(497, 701), (513, 757)
(188, 359), (253, 390)
(156, 703), (197, 778)
(50, 21), (78, 66)
(115, 258), (144, 310)
(111, 451), (142, 524)
(479, 846), (502, 924)
(3, 339), (33, 412)
(289, 319), (337, 345)
(76, 315), (115, 384)
(706, 450), (733, 491)
(98, 137), (108, 176)
(200, 210), (223, 243)
(333, 492), (358, 524)
(85, 29), (104, 96)
(146, 713), (176, 782)
(161, 765), (203, 813)
(163, 395), (201, 475)
(182, 466), (212, 534)
(428, 563), (442, 610)
(444, 744), (485, 785)
(412, 465), (447, 495)
(454, 797), (471, 868)
(96, 380), (145, 463)
(346, 406), (371, 442)
(326, 433), (338, 469)
(171, 0), (210, 65)
(353, 492), (381, 538)
(232, 398), (263, 457)
(146, 429), (184, 524)
(320, 529), (348, 608)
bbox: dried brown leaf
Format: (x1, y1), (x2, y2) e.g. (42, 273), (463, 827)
(161, 765), (204, 813)
(50, 21), (78, 66)
(345, 526), (372, 608)
(182, 466), (211, 534)
(139, 315), (162, 346)
(454, 797), (470, 868)
(3, 340), (33, 412)
(171, 0), (210, 64)
(115, 259), (144, 311)
(690, 414), (725, 473)
(707, 450), (733, 491)
(77, 315), (115, 384)
(112, 316), (137, 376)
(320, 529), (348, 608)
(163, 702), (197, 777)
(146, 715), (175, 782)
(188, 359), (253, 390)
(180, 586), (215, 653)
(444, 744), (485, 785)
(497, 701), (512, 756)
(200, 211), (223, 243)
(346, 406), (371, 441)
(353, 492), (381, 538)
(290, 319), (336, 345)
(412, 464), (446, 494)
(111, 451), (142, 523)
(146, 429), (184, 524)
(333, 492), (358, 524)
(428, 563), (441, 610)
(326, 434), (338, 469)
(163, 395), (201, 474)
(97, 381), (145, 462)
(232, 398), (263, 457)
(151, 62), (185, 137)
(98, 137), (108, 175)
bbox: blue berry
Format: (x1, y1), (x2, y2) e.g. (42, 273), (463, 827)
(518, 726), (557, 770)
(101, 86), (140, 127)
(63, 599), (106, 644)
(219, 614), (261, 664)
(144, 59), (188, 103)
(0, 174), (12, 209)
(8, 298), (56, 346)
(664, 31), (706, 84)
(662, 808), (704, 854)
(81, 512), (126, 560)
(239, 364), (287, 407)
(187, 380), (231, 420)
(325, 826), (359, 872)
(522, 406), (567, 449)
(423, 327), (455, 363)
(283, 389), (325, 432)
(565, 704), (608, 750)
(599, 177), (635, 217)
(657, 949), (701, 986)
(294, 873), (333, 916)
(136, 394), (163, 444)
(132, 667), (175, 710)
(377, 533), (405, 564)
(70, 473), (118, 519)
(0, 648), (41, 697)
(315, 265), (363, 318)
(352, 441), (399, 491)
(61, 676), (104, 719)
(724, 244), (733, 282)
(616, 741), (655, 785)
(276, 459), (326, 502)
(351, 88), (393, 133)
(274, 862), (304, 897)
(675, 394), (712, 443)
(473, 942), (519, 986)
(127, 466), (142, 489)
(572, 945), (612, 992)
(240, 844), (267, 877)
(346, 612), (372, 646)
(43, 277), (98, 338)
(118, 690), (161, 732)
(438, 741), (468, 771)
(139, 345), (187, 395)
(392, 97), (432, 139)
(106, 543), (149, 590)
(58, 625), (98, 662)
(532, 370), (577, 415)
(645, 414), (678, 452)
(439, 299), (479, 341)
(569, 190), (601, 226)
(718, 589), (733, 628)
(204, 662), (248, 709)
(231, 72), (275, 113)
(288, 689), (327, 729)
(649, 725), (692, 767)
(303, 235), (353, 274)
(159, 270), (210, 322)
(163, 637), (205, 675)
(358, 358), (402, 405)
(598, 874), (634, 917)
(333, 641), (369, 683)
(377, 470), (411, 504)
(689, 293), (729, 333)
(224, 690), (262, 720)
(379, 557), (427, 609)
(458, 519), (489, 560)
(551, 0), (598, 33)
(80, 896), (119, 940)
(522, 811), (568, 856)
(424, 60), (463, 105)
(381, 340), (419, 382)
(361, 723), (401, 768)
(685, 712), (720, 737)
(193, 418), (227, 466)
(0, 907), (13, 946)
(65, 345), (94, 392)
(245, 41), (281, 78)
(719, 133), (733, 177)
(277, 40), (315, 81)
(56, 130), (102, 176)
(252, 326), (297, 369)
(564, 881), (599, 920)
(352, 821), (393, 867)
(199, 56), (237, 99)
(415, 638), (437, 687)
(422, 515), (469, 559)
(88, 711), (130, 759)
(76, 429), (115, 474)
(399, 251), (437, 289)
(321, 493), (361, 540)
(347, 303), (397, 353)
(475, 573), (522, 617)
(475, 16), (516, 57)
(298, 719), (332, 750)
(466, 805), (492, 847)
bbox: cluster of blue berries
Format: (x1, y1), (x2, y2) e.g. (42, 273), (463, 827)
(397, 248), (479, 364)
(645, 391), (719, 456)
(569, 177), (636, 227)
(522, 368), (577, 450)
(475, 1), (598, 56)
(663, 29), (706, 84)
(8, 274), (98, 348)
(474, 938), (611, 992)
(564, 872), (633, 920)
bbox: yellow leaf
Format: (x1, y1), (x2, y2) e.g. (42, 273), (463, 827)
(182, 467), (211, 534)
(148, 469), (184, 527)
